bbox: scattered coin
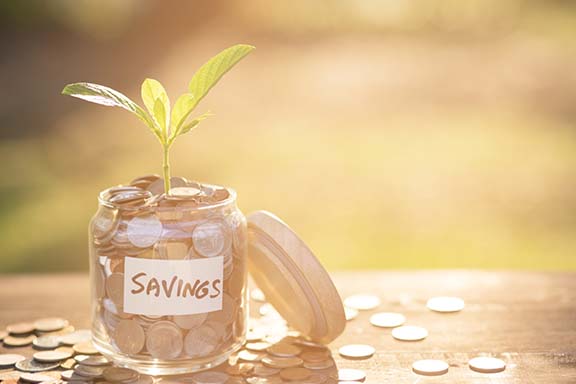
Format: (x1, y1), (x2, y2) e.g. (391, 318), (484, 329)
(412, 359), (449, 376)
(74, 355), (90, 363)
(74, 364), (104, 378)
(252, 364), (280, 376)
(238, 350), (265, 362)
(303, 359), (335, 370)
(261, 356), (303, 369)
(15, 358), (60, 372)
(73, 341), (99, 355)
(59, 330), (91, 346)
(34, 318), (69, 333)
(19, 372), (56, 383)
(300, 350), (330, 362)
(344, 307), (358, 321)
(60, 358), (76, 370)
(335, 368), (366, 382)
(267, 343), (301, 357)
(77, 356), (110, 367)
(468, 357), (506, 373)
(3, 335), (36, 347)
(343, 295), (381, 311)
(246, 342), (271, 352)
(33, 350), (72, 363)
(370, 312), (406, 328)
(33, 336), (61, 350)
(0, 354), (26, 367)
(226, 362), (254, 376)
(338, 344), (375, 359)
(6, 322), (35, 335)
(103, 367), (139, 383)
(279, 367), (311, 381)
(427, 297), (465, 313)
(392, 326), (428, 341)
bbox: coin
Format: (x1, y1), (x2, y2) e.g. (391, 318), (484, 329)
(183, 325), (218, 358)
(34, 318), (69, 333)
(74, 365), (104, 378)
(252, 364), (280, 376)
(343, 294), (381, 310)
(237, 350), (265, 362)
(127, 213), (163, 248)
(15, 358), (60, 372)
(6, 322), (35, 335)
(172, 313), (208, 330)
(468, 357), (506, 373)
(105, 273), (125, 309)
(344, 307), (358, 321)
(370, 312), (406, 328)
(191, 371), (229, 384)
(226, 362), (254, 376)
(246, 378), (283, 384)
(77, 356), (110, 367)
(267, 343), (302, 357)
(301, 373), (328, 384)
(338, 344), (375, 359)
(412, 359), (449, 376)
(392, 326), (428, 341)
(33, 336), (61, 350)
(192, 220), (227, 257)
(19, 372), (56, 383)
(155, 241), (190, 260)
(73, 341), (99, 355)
(146, 321), (183, 359)
(74, 355), (89, 363)
(59, 330), (92, 346)
(335, 368), (366, 382)
(278, 367), (311, 381)
(3, 335), (36, 347)
(303, 359), (334, 370)
(169, 187), (202, 199)
(261, 356), (303, 369)
(103, 367), (139, 383)
(60, 358), (76, 370)
(246, 342), (271, 352)
(300, 350), (330, 362)
(32, 350), (72, 363)
(0, 354), (26, 367)
(113, 319), (145, 355)
(427, 297), (465, 313)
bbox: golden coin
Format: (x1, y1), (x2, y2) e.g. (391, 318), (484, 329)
(267, 343), (302, 357)
(0, 354), (26, 367)
(60, 358), (76, 370)
(6, 322), (35, 335)
(146, 321), (183, 359)
(338, 344), (375, 359)
(103, 367), (139, 383)
(3, 335), (35, 347)
(412, 359), (449, 376)
(169, 187), (202, 198)
(261, 356), (303, 369)
(113, 320), (145, 355)
(303, 359), (334, 370)
(105, 273), (125, 309)
(300, 350), (330, 362)
(73, 341), (99, 355)
(252, 364), (280, 377)
(301, 373), (328, 384)
(237, 350), (265, 362)
(370, 312), (405, 328)
(33, 351), (72, 363)
(226, 363), (254, 376)
(33, 318), (69, 333)
(343, 294), (381, 310)
(392, 326), (428, 342)
(245, 342), (271, 352)
(279, 367), (312, 381)
(190, 371), (229, 384)
(468, 357), (506, 373)
(427, 297), (465, 313)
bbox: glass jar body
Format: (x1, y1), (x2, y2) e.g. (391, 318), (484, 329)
(88, 185), (248, 375)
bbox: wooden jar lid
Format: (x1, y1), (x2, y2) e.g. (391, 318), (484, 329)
(247, 211), (345, 344)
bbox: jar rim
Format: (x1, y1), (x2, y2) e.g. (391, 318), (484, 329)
(97, 183), (237, 212)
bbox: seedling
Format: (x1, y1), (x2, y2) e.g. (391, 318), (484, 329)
(62, 44), (255, 194)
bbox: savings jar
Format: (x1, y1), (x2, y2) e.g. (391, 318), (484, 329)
(89, 175), (345, 375)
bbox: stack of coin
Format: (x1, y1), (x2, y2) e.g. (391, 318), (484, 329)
(89, 176), (248, 364)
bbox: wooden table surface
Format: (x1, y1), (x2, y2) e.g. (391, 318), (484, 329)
(0, 271), (575, 383)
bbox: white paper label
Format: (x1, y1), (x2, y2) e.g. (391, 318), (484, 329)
(123, 256), (223, 316)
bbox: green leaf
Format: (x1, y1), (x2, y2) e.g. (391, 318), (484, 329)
(153, 99), (167, 138)
(61, 82), (160, 139)
(188, 44), (254, 107)
(170, 93), (195, 135)
(141, 78), (170, 131)
(169, 111), (212, 144)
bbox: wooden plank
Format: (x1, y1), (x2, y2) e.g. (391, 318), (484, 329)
(0, 271), (574, 383)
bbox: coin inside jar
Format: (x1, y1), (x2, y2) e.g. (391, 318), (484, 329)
(146, 321), (183, 359)
(113, 319), (145, 355)
(172, 313), (208, 330)
(192, 220), (227, 257)
(127, 213), (163, 248)
(183, 324), (219, 358)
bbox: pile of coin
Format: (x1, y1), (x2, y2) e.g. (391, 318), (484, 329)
(90, 175), (248, 362)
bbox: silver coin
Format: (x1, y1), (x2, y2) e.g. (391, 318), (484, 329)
(412, 359), (449, 376)
(33, 335), (61, 349)
(338, 344), (375, 359)
(0, 353), (26, 367)
(192, 220), (227, 257)
(468, 357), (506, 373)
(15, 358), (60, 372)
(427, 297), (465, 313)
(392, 326), (428, 341)
(19, 372), (57, 383)
(146, 321), (183, 359)
(335, 368), (366, 381)
(370, 312), (406, 328)
(127, 213), (163, 248)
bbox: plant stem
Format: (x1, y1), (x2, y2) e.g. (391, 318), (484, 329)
(162, 145), (171, 195)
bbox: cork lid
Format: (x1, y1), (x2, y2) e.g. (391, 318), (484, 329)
(246, 211), (346, 344)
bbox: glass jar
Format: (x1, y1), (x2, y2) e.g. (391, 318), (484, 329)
(89, 178), (248, 375)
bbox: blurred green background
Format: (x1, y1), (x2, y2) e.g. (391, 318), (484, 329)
(1, 0), (575, 272)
